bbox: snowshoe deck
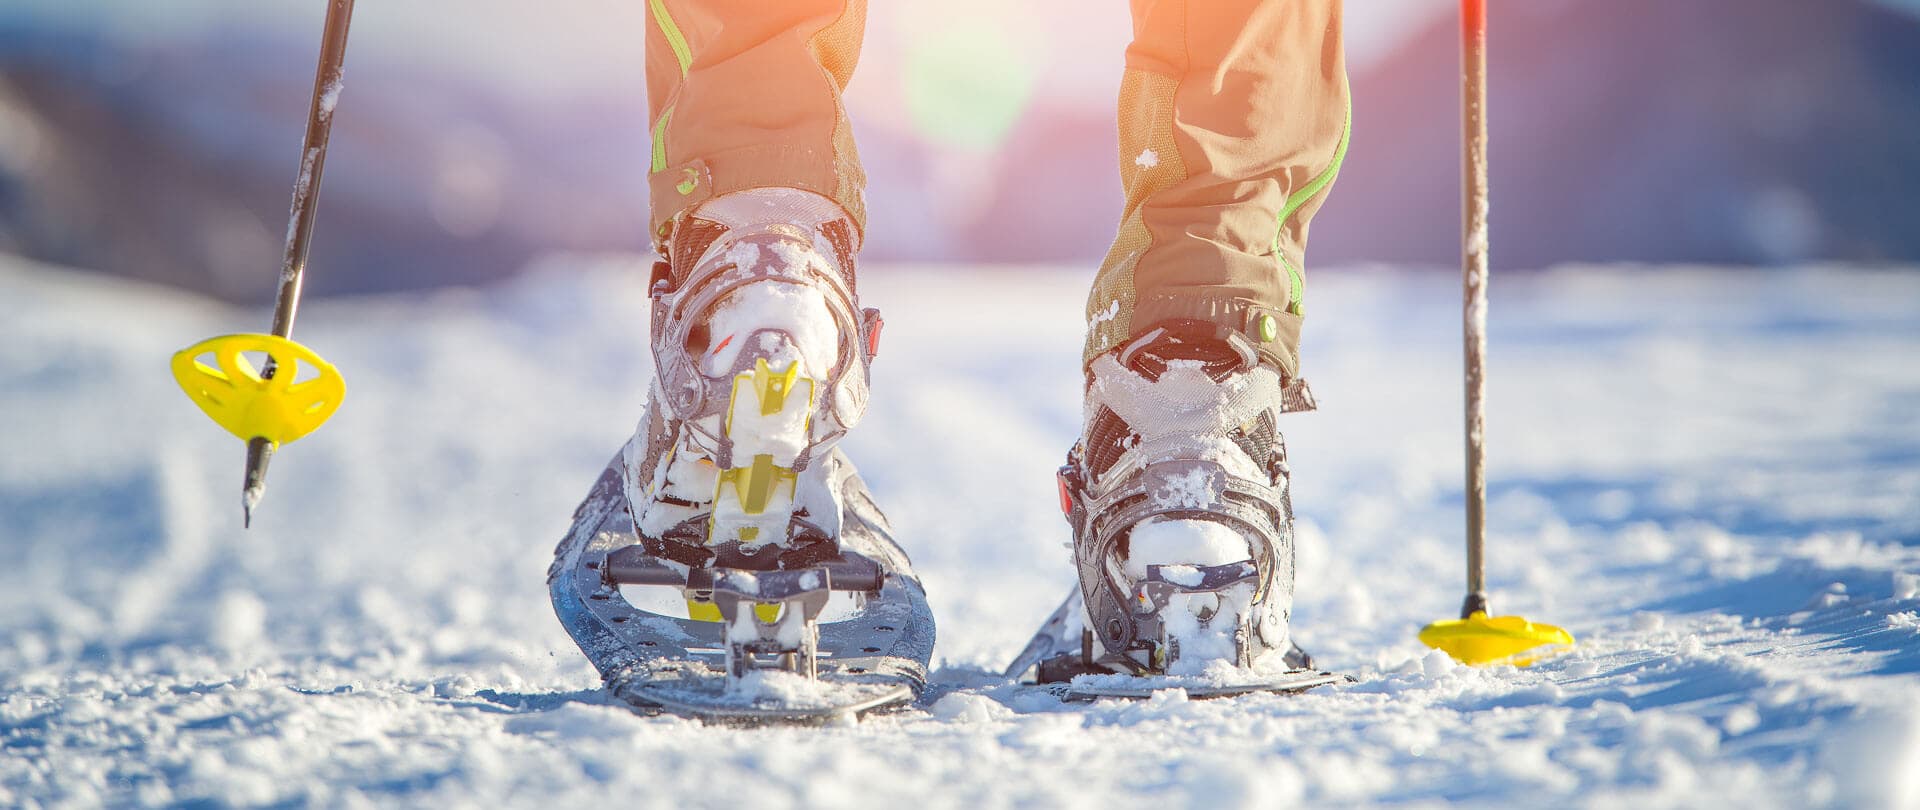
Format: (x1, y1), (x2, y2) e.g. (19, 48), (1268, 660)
(615, 672), (913, 724)
(1062, 669), (1351, 701)
(549, 448), (935, 724)
(1005, 585), (1350, 700)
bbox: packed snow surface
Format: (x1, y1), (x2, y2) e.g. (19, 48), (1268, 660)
(3, 256), (1919, 808)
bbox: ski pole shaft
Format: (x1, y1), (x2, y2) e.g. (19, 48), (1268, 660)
(273, 0), (353, 340)
(244, 0), (356, 527)
(1460, 0), (1490, 618)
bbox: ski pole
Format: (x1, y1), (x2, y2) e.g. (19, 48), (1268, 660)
(1417, 0), (1574, 665)
(172, 0), (355, 528)
(248, 0), (355, 525)
(1460, 0), (1490, 620)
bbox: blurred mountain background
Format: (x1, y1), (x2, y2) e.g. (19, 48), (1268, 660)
(0, 0), (1915, 302)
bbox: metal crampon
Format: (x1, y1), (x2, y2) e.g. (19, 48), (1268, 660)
(599, 540), (885, 685)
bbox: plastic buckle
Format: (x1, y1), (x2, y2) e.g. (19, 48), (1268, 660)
(862, 307), (884, 358)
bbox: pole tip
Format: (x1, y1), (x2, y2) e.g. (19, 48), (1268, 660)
(242, 485), (264, 529)
(242, 436), (275, 530)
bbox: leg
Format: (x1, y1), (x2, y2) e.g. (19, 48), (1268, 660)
(1053, 0), (1347, 677)
(644, 0), (869, 245)
(622, 0), (890, 682)
(1088, 0), (1349, 379)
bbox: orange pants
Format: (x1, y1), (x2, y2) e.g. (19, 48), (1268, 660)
(645, 0), (1348, 378)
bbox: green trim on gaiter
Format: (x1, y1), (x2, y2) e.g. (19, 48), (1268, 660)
(651, 106), (674, 173)
(1273, 81), (1352, 316)
(648, 0), (693, 76)
(647, 0), (691, 180)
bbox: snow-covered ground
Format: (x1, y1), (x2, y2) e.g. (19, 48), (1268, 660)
(2, 255), (1917, 808)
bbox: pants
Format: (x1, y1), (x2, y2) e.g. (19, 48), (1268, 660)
(644, 0), (1348, 378)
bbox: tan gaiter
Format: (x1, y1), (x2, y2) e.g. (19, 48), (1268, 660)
(1086, 0), (1350, 379)
(644, 0), (869, 247)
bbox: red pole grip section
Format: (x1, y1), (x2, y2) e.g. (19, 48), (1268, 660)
(1462, 0), (1487, 37)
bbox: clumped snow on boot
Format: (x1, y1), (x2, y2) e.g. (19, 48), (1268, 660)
(1056, 320), (1315, 678)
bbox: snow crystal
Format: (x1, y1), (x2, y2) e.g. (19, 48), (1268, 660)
(1420, 649), (1458, 678)
(12, 631), (48, 667)
(1722, 705), (1761, 736)
(930, 692), (1010, 723)
(1000, 714), (1086, 750)
(766, 239), (820, 274)
(1803, 584), (1850, 610)
(1134, 148), (1160, 169)
(1895, 571), (1919, 601)
(0, 696), (33, 727)
(1824, 706), (1920, 809)
(1149, 468), (1217, 510)
(319, 78), (344, 116)
(722, 240), (761, 274)
(210, 590), (267, 653)
(1089, 299), (1120, 328)
(700, 277), (836, 381)
(1565, 659), (1601, 678)
(280, 145), (324, 282)
(721, 669), (845, 708)
(1590, 488), (1634, 521)
(1125, 517), (1246, 580)
(1464, 184), (1490, 258)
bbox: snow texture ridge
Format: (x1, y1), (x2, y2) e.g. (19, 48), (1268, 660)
(2, 255), (1919, 808)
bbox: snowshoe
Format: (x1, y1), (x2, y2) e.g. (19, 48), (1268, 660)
(549, 188), (932, 724)
(1005, 320), (1346, 698)
(1004, 584), (1345, 700)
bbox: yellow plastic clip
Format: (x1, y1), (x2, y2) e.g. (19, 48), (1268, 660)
(745, 358), (804, 416)
(171, 333), (345, 447)
(685, 600), (783, 624)
(1418, 612), (1575, 667)
(717, 455), (797, 517)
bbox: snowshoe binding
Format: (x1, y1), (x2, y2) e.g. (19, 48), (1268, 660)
(550, 188), (933, 723)
(1005, 321), (1347, 699)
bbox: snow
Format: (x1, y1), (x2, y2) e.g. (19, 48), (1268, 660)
(1146, 468), (1218, 510)
(686, 253), (843, 549)
(1068, 658), (1308, 693)
(1105, 514), (1273, 675)
(282, 145), (324, 278)
(723, 668), (819, 704)
(1126, 518), (1247, 579)
(1089, 299), (1119, 329)
(1153, 563), (1207, 587)
(1086, 349), (1283, 483)
(1113, 514), (1259, 675)
(318, 78), (344, 117)
(4, 255), (1920, 807)
(702, 283), (835, 388)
